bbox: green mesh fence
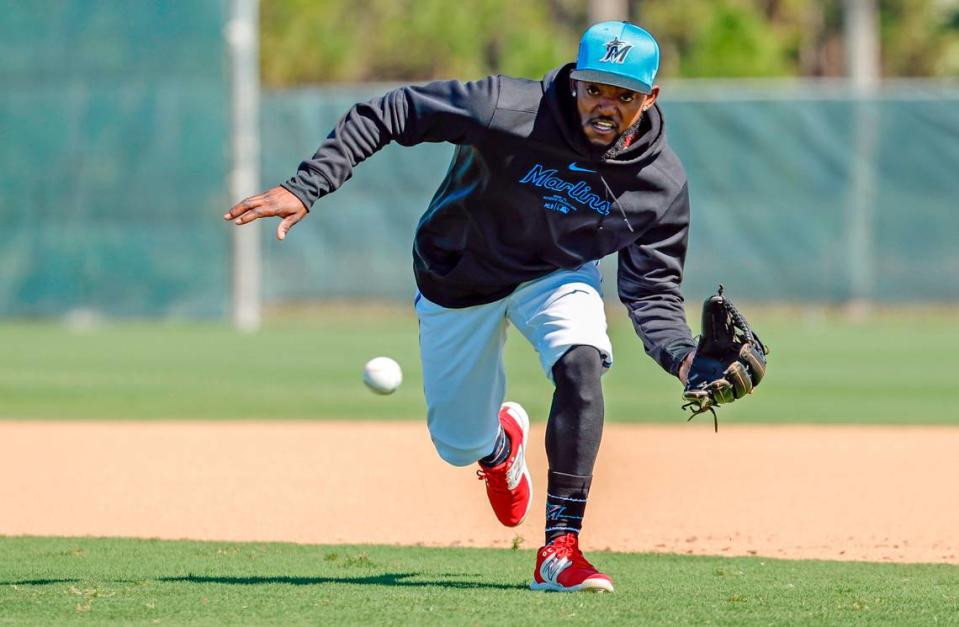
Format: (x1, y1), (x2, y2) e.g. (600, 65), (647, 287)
(260, 86), (450, 305)
(2, 2), (957, 319)
(262, 82), (959, 305)
(0, 1), (230, 317)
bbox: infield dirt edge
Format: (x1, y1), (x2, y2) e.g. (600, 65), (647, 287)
(1, 421), (956, 564)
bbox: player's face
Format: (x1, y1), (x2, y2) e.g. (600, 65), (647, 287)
(574, 81), (657, 146)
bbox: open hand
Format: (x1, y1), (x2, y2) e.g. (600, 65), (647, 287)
(224, 186), (309, 240)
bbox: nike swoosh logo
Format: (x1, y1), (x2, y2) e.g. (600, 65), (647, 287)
(568, 162), (596, 173)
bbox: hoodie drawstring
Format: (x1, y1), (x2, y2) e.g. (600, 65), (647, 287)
(599, 174), (634, 233)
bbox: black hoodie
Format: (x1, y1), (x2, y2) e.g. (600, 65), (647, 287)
(283, 64), (695, 375)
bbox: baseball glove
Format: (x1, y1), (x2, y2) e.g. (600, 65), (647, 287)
(682, 285), (769, 431)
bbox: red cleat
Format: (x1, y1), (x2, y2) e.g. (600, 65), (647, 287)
(476, 402), (532, 527)
(530, 533), (615, 592)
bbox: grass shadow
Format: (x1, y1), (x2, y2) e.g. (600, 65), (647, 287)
(2, 578), (81, 586)
(160, 572), (523, 590)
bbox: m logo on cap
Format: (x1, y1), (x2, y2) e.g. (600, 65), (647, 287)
(600, 38), (633, 64)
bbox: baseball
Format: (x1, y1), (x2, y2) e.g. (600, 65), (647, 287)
(362, 356), (403, 395)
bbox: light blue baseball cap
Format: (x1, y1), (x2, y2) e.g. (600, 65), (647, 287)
(570, 21), (660, 94)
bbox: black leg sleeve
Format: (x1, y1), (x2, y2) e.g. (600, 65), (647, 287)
(545, 345), (605, 476)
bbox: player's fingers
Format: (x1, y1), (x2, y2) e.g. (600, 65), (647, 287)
(232, 208), (261, 225)
(224, 195), (264, 220)
(276, 213), (302, 240)
(234, 204), (283, 225)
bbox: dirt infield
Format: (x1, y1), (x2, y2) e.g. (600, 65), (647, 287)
(2, 422), (957, 563)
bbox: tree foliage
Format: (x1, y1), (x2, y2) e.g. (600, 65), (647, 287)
(260, 0), (959, 85)
(260, 0), (585, 84)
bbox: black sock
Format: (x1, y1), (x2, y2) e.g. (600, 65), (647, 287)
(478, 425), (510, 467)
(545, 470), (591, 543)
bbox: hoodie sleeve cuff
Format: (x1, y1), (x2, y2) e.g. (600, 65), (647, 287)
(662, 338), (697, 376)
(281, 170), (334, 212)
(279, 181), (314, 212)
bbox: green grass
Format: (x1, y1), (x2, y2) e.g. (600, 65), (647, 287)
(0, 307), (954, 424)
(0, 537), (956, 625)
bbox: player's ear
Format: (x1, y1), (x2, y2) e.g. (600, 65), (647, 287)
(642, 85), (660, 112)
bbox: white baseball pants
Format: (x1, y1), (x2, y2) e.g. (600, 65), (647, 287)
(415, 263), (613, 466)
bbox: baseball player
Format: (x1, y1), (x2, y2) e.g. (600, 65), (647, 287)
(226, 22), (698, 593)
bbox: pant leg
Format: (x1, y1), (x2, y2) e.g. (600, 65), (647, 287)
(506, 266), (611, 540)
(416, 293), (509, 467)
(506, 263), (613, 380)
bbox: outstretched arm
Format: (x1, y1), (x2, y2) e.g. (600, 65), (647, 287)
(617, 183), (697, 377)
(225, 77), (500, 238)
(283, 76), (500, 210)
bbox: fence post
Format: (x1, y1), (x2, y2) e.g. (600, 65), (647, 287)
(228, 0), (262, 331)
(843, 0), (880, 315)
(588, 0), (629, 23)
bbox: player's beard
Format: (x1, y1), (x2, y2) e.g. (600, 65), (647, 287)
(602, 114), (647, 159)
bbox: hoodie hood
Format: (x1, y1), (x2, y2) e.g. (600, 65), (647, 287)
(542, 63), (666, 166)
